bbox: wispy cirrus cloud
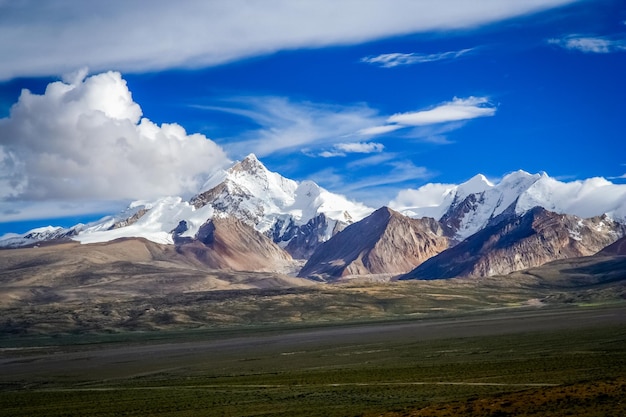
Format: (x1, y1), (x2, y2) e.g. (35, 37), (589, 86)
(388, 96), (496, 126)
(201, 95), (496, 159)
(357, 125), (404, 136)
(0, 1), (578, 81)
(361, 48), (473, 68)
(359, 96), (496, 140)
(196, 98), (385, 158)
(548, 35), (626, 53)
(310, 158), (434, 207)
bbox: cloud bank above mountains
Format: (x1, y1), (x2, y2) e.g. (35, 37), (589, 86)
(0, 71), (229, 206)
(0, 0), (577, 80)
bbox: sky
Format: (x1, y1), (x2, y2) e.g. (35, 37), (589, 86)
(1, 0), (625, 235)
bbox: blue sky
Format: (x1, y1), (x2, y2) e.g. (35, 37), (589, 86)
(0, 0), (625, 235)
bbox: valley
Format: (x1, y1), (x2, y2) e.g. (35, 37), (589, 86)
(1, 236), (625, 335)
(1, 243), (625, 415)
(1, 304), (625, 416)
(1, 155), (626, 415)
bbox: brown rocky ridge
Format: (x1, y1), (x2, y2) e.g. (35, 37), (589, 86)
(0, 237), (311, 308)
(173, 215), (295, 273)
(401, 206), (626, 280)
(298, 206), (449, 279)
(598, 235), (626, 256)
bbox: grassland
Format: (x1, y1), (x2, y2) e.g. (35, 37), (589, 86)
(1, 253), (625, 415)
(1, 305), (625, 416)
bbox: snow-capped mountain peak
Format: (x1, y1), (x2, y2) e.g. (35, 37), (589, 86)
(455, 173), (493, 200)
(230, 153), (266, 174)
(391, 170), (626, 241)
(9, 155), (372, 257)
(192, 154), (371, 227)
(190, 156), (295, 230)
(0, 224), (85, 248)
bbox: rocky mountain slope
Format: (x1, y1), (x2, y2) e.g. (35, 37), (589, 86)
(598, 235), (626, 256)
(190, 154), (372, 258)
(174, 215), (295, 273)
(298, 207), (449, 279)
(401, 207), (626, 280)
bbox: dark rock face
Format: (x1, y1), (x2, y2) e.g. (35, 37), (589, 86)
(298, 207), (449, 279)
(439, 193), (482, 239)
(270, 213), (347, 260)
(598, 236), (626, 256)
(402, 207), (626, 280)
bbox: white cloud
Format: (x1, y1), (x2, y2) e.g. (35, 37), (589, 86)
(389, 183), (456, 211)
(353, 97), (496, 143)
(200, 98), (385, 157)
(357, 124), (404, 136)
(0, 0), (578, 80)
(204, 96), (494, 160)
(548, 35), (626, 53)
(361, 48), (473, 68)
(388, 97), (496, 126)
(318, 142), (384, 157)
(337, 142), (384, 154)
(319, 151), (345, 158)
(316, 160), (432, 195)
(0, 71), (230, 219)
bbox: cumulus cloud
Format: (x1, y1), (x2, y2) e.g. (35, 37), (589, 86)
(361, 49), (473, 68)
(548, 35), (626, 53)
(0, 0), (577, 80)
(0, 71), (229, 210)
(389, 183), (455, 210)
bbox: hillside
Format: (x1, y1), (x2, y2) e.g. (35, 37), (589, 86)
(298, 207), (449, 279)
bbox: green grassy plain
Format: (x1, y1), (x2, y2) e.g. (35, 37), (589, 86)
(1, 305), (625, 416)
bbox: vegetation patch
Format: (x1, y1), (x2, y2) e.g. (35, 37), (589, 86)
(1, 310), (624, 416)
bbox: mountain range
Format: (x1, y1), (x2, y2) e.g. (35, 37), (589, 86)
(2, 154), (626, 280)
